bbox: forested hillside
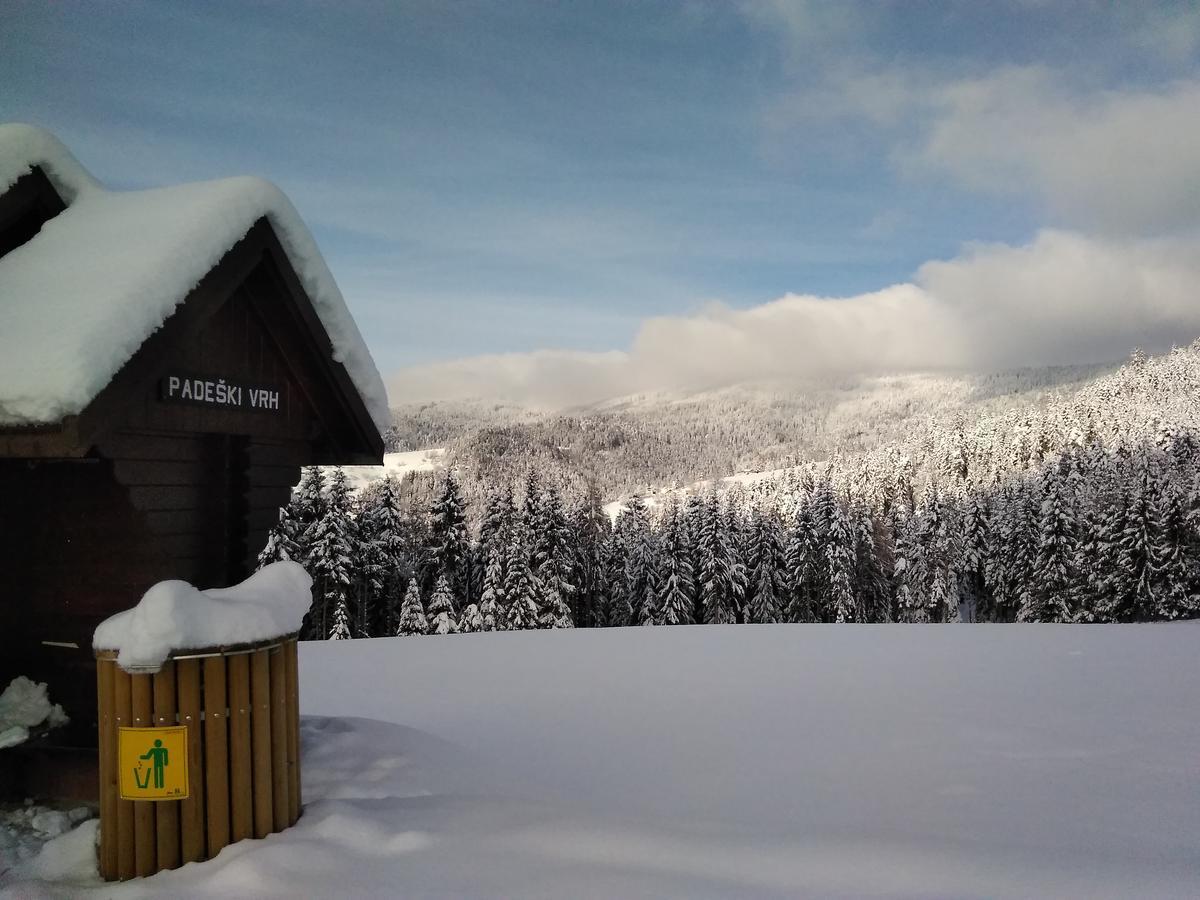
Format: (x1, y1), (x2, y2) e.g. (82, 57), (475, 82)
(386, 364), (1113, 502)
(266, 343), (1200, 636)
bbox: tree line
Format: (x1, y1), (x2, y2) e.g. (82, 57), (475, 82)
(260, 433), (1200, 639)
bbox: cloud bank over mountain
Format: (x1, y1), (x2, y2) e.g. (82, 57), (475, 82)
(389, 227), (1200, 407)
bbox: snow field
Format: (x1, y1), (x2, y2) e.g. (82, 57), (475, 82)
(6, 624), (1199, 898)
(299, 624), (1200, 898)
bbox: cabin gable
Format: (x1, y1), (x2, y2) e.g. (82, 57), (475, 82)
(0, 166), (65, 260)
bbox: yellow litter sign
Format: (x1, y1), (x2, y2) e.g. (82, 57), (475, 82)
(119, 726), (189, 800)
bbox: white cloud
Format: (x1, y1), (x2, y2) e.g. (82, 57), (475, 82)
(769, 63), (1200, 236)
(386, 228), (1200, 407)
(911, 68), (1200, 235)
(917, 228), (1200, 368)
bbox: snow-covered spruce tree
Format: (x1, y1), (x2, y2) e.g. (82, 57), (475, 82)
(658, 500), (695, 626)
(395, 580), (428, 636)
(697, 494), (740, 625)
(1186, 469), (1200, 602)
(853, 503), (893, 623)
(476, 488), (514, 605)
(604, 513), (635, 627)
(992, 481), (1038, 623)
(303, 467), (357, 640)
(723, 499), (750, 622)
(824, 491), (857, 624)
(532, 485), (576, 628)
(927, 484), (964, 623)
(1071, 446), (1115, 623)
(425, 472), (471, 607)
(459, 601), (484, 633)
(503, 527), (540, 630)
(636, 561), (660, 626)
(1148, 464), (1198, 620)
(620, 496), (659, 626)
(426, 574), (459, 635)
(1092, 469), (1134, 622)
(956, 484), (990, 623)
(541, 578), (576, 629)
(258, 502), (301, 569)
(328, 595), (352, 640)
(569, 484), (610, 628)
(478, 547), (507, 631)
(1021, 457), (1077, 623)
(784, 497), (821, 623)
(745, 508), (783, 624)
(354, 476), (409, 637)
(1109, 460), (1159, 622)
(292, 466), (327, 538)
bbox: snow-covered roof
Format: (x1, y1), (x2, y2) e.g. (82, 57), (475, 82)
(0, 123), (389, 430)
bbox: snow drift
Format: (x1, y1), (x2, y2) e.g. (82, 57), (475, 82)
(0, 677), (68, 750)
(93, 562), (313, 671)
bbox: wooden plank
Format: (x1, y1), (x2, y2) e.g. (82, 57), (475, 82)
(97, 659), (118, 880)
(143, 509), (203, 535)
(153, 664), (181, 871)
(228, 653), (254, 843)
(112, 458), (208, 488)
(112, 665), (136, 881)
(247, 441), (305, 467)
(246, 465), (302, 488)
(177, 658), (206, 864)
(202, 656), (230, 858)
(248, 507), (286, 532)
(250, 649), (274, 838)
(269, 647), (289, 832)
(96, 432), (205, 462)
(284, 639), (301, 824)
(126, 485), (203, 512)
(130, 674), (157, 877)
(248, 484), (294, 511)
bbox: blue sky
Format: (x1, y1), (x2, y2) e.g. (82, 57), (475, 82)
(4, 2), (1200, 403)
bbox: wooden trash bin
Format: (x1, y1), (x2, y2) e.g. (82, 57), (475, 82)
(94, 635), (302, 881)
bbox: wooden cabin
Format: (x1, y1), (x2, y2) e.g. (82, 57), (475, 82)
(0, 125), (386, 798)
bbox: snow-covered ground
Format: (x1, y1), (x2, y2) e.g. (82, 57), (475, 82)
(331, 448), (446, 494)
(6, 625), (1200, 898)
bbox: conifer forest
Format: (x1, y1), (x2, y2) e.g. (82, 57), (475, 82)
(262, 343), (1200, 638)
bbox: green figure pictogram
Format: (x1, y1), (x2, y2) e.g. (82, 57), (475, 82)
(136, 738), (169, 790)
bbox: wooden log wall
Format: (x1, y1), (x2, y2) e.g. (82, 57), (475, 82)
(95, 636), (302, 882)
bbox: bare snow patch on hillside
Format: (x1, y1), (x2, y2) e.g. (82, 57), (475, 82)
(328, 448), (446, 494)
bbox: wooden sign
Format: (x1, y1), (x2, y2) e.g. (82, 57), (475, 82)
(118, 725), (190, 800)
(160, 374), (281, 413)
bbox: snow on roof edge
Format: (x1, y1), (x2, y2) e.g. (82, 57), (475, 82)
(0, 123), (390, 432)
(0, 124), (99, 204)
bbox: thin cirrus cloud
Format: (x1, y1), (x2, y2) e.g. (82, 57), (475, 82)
(387, 227), (1200, 407)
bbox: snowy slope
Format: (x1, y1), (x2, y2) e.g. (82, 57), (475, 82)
(8, 625), (1200, 898)
(330, 448), (446, 494)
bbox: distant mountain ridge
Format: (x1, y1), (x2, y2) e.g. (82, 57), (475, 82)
(385, 361), (1119, 503)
